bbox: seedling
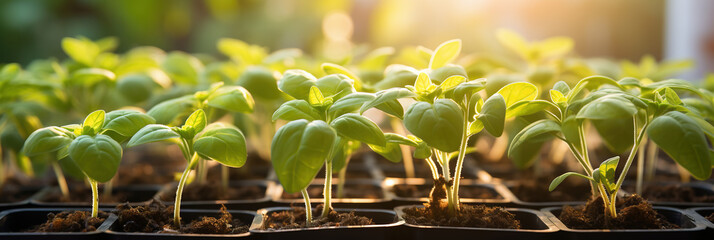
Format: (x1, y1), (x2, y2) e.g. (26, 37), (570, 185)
(271, 70), (396, 223)
(128, 109), (248, 226)
(147, 82), (253, 190)
(23, 109), (154, 217)
(509, 76), (713, 218)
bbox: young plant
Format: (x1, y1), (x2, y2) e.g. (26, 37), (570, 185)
(23, 109), (154, 217)
(147, 82), (253, 190)
(509, 76), (713, 219)
(128, 109), (247, 227)
(271, 70), (389, 223)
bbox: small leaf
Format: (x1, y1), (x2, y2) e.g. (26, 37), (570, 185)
(308, 86), (325, 106)
(278, 70), (317, 100)
(23, 127), (75, 156)
(194, 125), (247, 168)
(185, 109), (207, 133)
(576, 95), (637, 120)
(415, 72), (431, 93)
(206, 86), (255, 113)
(553, 81), (571, 95)
(322, 63), (362, 91)
(439, 75), (466, 92)
(429, 39), (462, 69)
(330, 114), (386, 146)
(328, 92), (375, 119)
(497, 82), (538, 108)
(662, 87), (682, 105)
(83, 110), (106, 134)
(550, 172), (593, 191)
(467, 119), (484, 136)
(360, 88), (416, 114)
(62, 37), (99, 66)
(147, 95), (197, 125)
(273, 100), (322, 121)
(368, 141), (402, 163)
(550, 89), (565, 103)
(103, 110), (155, 137)
(478, 94), (506, 137)
(69, 135), (122, 182)
(566, 75), (622, 103)
(126, 124), (180, 147)
(506, 100), (556, 119)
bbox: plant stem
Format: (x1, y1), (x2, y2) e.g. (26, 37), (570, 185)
(174, 153), (200, 227)
(451, 105), (471, 210)
(301, 188), (312, 224)
(52, 162), (70, 199)
(644, 139), (657, 182)
(196, 159), (206, 185)
(390, 118), (415, 178)
(321, 159), (333, 218)
(424, 156), (439, 179)
(609, 117), (649, 218)
(103, 178), (114, 199)
(636, 139), (646, 195)
(336, 155), (351, 198)
(89, 178), (99, 218)
(221, 165), (229, 196)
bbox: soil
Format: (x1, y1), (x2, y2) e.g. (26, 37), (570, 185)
(558, 195), (679, 229)
(38, 186), (148, 203)
(117, 162), (176, 186)
(393, 184), (502, 199)
(28, 211), (108, 232)
(0, 178), (38, 203)
(510, 176), (592, 202)
(160, 181), (266, 201)
(623, 184), (714, 203)
(114, 200), (248, 234)
(261, 205), (373, 230)
(401, 177), (520, 228)
(281, 184), (383, 199)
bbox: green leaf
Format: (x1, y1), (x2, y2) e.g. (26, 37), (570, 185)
(647, 112), (712, 180)
(83, 110), (106, 135)
(331, 137), (351, 171)
(194, 124), (247, 168)
(69, 135), (122, 182)
(330, 113), (385, 146)
(368, 134), (411, 163)
(576, 95), (638, 120)
(315, 74), (355, 100)
(497, 82), (538, 108)
(236, 66), (281, 100)
(591, 118), (634, 153)
(126, 124), (180, 147)
(549, 172), (593, 191)
(451, 79), (486, 103)
(322, 63), (362, 91)
(593, 156), (619, 193)
(508, 119), (561, 157)
(496, 29), (529, 59)
(147, 95), (197, 125)
(429, 39), (461, 69)
(206, 86), (255, 113)
(404, 99), (463, 152)
(273, 100), (322, 121)
(566, 75), (622, 103)
(23, 127), (75, 156)
(71, 68), (116, 85)
(328, 92), (375, 119)
(550, 89), (565, 103)
(308, 86), (325, 106)
(360, 88), (415, 114)
(506, 100), (556, 119)
(103, 110), (155, 137)
(478, 94), (507, 137)
(662, 87), (682, 105)
(185, 109), (207, 134)
(439, 75), (466, 92)
(553, 81), (571, 95)
(271, 120), (336, 193)
(117, 74), (157, 103)
(62, 37), (99, 66)
(278, 69), (317, 100)
(415, 72), (431, 93)
(468, 119), (484, 136)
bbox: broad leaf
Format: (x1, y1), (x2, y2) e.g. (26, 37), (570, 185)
(415, 72), (431, 93)
(236, 66), (281, 100)
(593, 156), (619, 193)
(315, 74), (355, 100)
(278, 70), (317, 100)
(330, 113), (385, 146)
(550, 172), (593, 191)
(103, 110), (155, 137)
(322, 63), (362, 91)
(497, 82), (538, 108)
(576, 95), (637, 120)
(508, 119), (561, 157)
(478, 94), (506, 137)
(148, 95), (197, 125)
(126, 124), (180, 147)
(404, 99), (463, 152)
(566, 75), (622, 103)
(328, 92), (375, 119)
(69, 135), (122, 182)
(273, 100), (322, 121)
(194, 125), (247, 168)
(591, 118), (634, 153)
(206, 86), (255, 113)
(439, 75), (466, 92)
(23, 127), (75, 156)
(83, 110), (106, 135)
(506, 100), (556, 119)
(429, 39), (461, 69)
(360, 88), (415, 114)
(308, 86), (325, 105)
(184, 109), (207, 134)
(62, 37), (99, 66)
(271, 120), (336, 193)
(647, 112), (712, 180)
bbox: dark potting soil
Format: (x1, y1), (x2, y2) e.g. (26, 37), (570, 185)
(261, 205), (373, 230)
(401, 177), (520, 228)
(160, 181), (265, 201)
(393, 184), (502, 199)
(114, 200), (248, 234)
(117, 163), (175, 186)
(0, 181), (35, 203)
(281, 184), (383, 199)
(39, 186), (135, 203)
(510, 176), (591, 202)
(623, 184), (714, 203)
(28, 211), (108, 232)
(558, 195), (679, 229)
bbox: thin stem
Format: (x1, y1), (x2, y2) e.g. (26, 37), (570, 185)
(221, 165), (229, 196)
(301, 188), (313, 224)
(321, 159), (333, 218)
(103, 177), (114, 199)
(196, 159), (206, 185)
(609, 117), (650, 218)
(424, 156), (439, 179)
(52, 162), (70, 199)
(89, 178), (99, 218)
(636, 139), (646, 195)
(174, 153), (200, 227)
(336, 153), (353, 199)
(644, 139), (658, 182)
(451, 105), (471, 210)
(390, 118), (415, 178)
